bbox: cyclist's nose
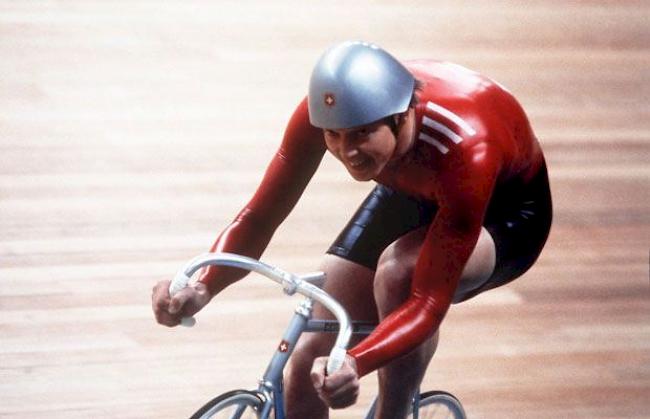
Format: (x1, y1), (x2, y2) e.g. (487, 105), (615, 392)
(340, 135), (359, 158)
(344, 147), (360, 160)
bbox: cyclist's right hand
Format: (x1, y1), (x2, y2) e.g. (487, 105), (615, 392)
(151, 280), (212, 327)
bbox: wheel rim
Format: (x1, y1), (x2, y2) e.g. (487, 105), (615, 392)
(410, 392), (466, 419)
(199, 393), (264, 419)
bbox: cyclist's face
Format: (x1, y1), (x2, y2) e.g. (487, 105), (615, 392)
(323, 120), (397, 181)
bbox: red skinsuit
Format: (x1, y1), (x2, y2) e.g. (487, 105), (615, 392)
(200, 60), (545, 377)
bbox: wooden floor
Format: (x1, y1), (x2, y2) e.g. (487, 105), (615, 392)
(1, 1), (649, 418)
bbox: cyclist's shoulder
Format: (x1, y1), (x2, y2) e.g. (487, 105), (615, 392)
(407, 60), (524, 130)
(406, 60), (509, 98)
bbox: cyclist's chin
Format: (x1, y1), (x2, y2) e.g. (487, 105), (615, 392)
(349, 172), (373, 181)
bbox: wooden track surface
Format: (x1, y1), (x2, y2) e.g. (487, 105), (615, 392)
(1, 1), (649, 418)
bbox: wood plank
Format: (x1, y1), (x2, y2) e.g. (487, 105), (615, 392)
(1, 1), (649, 418)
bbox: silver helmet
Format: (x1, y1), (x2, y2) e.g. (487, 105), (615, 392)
(308, 41), (415, 129)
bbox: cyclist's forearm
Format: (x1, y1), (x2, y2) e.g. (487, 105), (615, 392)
(348, 294), (448, 376)
(198, 216), (275, 295)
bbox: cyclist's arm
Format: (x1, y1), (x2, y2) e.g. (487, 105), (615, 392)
(349, 143), (502, 376)
(199, 98), (326, 295)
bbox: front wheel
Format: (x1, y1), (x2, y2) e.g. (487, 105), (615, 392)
(411, 390), (467, 419)
(190, 389), (270, 419)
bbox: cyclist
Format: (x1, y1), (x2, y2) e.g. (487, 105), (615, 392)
(152, 41), (552, 418)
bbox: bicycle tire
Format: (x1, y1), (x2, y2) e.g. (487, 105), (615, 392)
(189, 389), (269, 419)
(410, 390), (467, 419)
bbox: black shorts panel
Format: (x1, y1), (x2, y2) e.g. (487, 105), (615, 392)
(471, 163), (553, 297)
(327, 185), (437, 270)
(326, 164), (552, 300)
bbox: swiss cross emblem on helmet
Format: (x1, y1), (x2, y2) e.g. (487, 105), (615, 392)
(324, 92), (336, 107)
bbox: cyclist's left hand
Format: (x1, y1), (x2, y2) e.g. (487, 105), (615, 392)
(310, 354), (360, 409)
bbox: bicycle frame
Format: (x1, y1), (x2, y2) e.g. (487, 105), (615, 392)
(170, 252), (437, 419)
(170, 252), (354, 418)
(253, 298), (379, 419)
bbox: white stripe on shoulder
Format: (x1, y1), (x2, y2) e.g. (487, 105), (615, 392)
(418, 133), (449, 154)
(426, 101), (476, 136)
(422, 116), (463, 144)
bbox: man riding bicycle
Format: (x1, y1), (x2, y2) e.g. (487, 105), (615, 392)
(152, 41), (552, 418)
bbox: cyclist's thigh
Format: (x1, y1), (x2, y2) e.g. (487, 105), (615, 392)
(312, 254), (378, 327)
(291, 255), (376, 355)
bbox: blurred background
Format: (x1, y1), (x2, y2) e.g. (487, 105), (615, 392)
(1, 1), (648, 417)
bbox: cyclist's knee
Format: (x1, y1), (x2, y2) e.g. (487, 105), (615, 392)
(290, 333), (333, 368)
(374, 248), (414, 314)
(373, 227), (425, 313)
(284, 335), (329, 419)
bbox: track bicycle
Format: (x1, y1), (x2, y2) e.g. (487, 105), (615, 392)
(170, 252), (467, 419)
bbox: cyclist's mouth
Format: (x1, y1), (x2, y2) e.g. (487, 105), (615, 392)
(347, 156), (371, 170)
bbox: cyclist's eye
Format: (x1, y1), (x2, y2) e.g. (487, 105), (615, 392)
(325, 130), (339, 138)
